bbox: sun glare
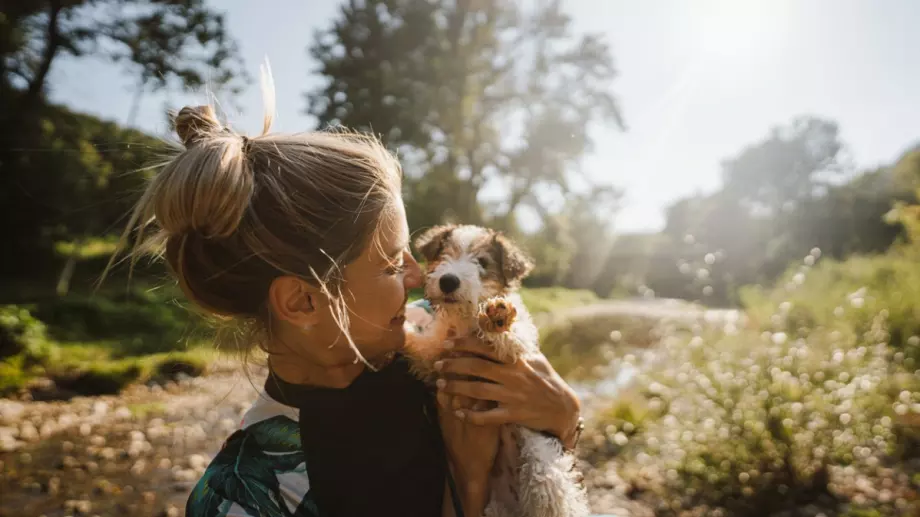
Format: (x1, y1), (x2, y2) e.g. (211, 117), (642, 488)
(694, 0), (784, 60)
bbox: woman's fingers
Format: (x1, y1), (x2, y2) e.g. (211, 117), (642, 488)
(437, 378), (518, 403)
(457, 406), (516, 426)
(435, 356), (511, 384)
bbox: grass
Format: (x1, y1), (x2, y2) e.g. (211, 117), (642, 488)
(44, 342), (215, 394)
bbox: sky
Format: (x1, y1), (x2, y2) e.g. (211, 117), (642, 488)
(47, 0), (920, 233)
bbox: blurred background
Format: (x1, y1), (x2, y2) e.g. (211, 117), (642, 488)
(1, 1), (920, 516)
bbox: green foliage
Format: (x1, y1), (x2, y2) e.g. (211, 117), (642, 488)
(32, 286), (206, 356)
(606, 318), (920, 516)
(1, 0), (247, 102)
(741, 247), (920, 359)
(0, 305), (52, 361)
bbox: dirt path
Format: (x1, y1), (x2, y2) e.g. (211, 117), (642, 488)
(0, 367), (260, 517)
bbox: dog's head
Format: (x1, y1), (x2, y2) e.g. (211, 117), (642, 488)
(413, 224), (533, 311)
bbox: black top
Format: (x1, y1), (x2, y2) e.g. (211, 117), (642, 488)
(264, 354), (460, 517)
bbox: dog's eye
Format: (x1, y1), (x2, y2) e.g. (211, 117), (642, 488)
(477, 257), (489, 269)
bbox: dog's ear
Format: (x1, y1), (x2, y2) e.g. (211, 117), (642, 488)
(413, 225), (456, 262)
(493, 232), (533, 285)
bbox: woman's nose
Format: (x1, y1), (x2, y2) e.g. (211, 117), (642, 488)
(403, 252), (423, 289)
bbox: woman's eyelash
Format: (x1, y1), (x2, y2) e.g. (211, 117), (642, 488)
(387, 263), (407, 275)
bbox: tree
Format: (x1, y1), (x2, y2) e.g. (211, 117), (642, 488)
(722, 116), (846, 217)
(1, 0), (247, 111)
(0, 0), (247, 294)
(306, 0), (624, 232)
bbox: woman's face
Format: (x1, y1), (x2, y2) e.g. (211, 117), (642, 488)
(311, 201), (423, 361)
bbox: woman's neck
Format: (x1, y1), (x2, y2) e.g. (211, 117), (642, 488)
(268, 352), (366, 389)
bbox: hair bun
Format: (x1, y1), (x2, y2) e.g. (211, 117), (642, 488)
(174, 105), (223, 148)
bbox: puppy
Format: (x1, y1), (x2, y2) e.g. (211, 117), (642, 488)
(404, 224), (589, 517)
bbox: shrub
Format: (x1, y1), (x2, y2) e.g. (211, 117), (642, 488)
(0, 305), (53, 361)
(607, 313), (920, 516)
(741, 247), (920, 361)
(32, 285), (207, 356)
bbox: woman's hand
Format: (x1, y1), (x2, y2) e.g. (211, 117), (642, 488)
(435, 337), (582, 449)
(436, 386), (500, 517)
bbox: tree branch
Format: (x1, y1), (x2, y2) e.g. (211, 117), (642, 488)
(25, 0), (63, 103)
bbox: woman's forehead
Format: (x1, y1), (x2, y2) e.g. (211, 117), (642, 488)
(367, 204), (409, 262)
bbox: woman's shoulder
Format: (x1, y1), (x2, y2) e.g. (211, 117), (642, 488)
(185, 399), (319, 516)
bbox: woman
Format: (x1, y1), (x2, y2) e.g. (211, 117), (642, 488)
(121, 96), (582, 517)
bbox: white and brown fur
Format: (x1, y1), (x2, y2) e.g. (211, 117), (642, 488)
(404, 224), (589, 517)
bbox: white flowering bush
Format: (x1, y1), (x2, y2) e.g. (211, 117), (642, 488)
(595, 310), (920, 516)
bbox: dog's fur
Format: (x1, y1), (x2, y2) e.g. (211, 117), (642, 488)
(404, 224), (589, 517)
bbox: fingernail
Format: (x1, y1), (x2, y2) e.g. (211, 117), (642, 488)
(454, 409), (465, 419)
(436, 378), (446, 389)
(434, 360), (443, 371)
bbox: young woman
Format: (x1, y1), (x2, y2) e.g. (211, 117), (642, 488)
(122, 98), (582, 517)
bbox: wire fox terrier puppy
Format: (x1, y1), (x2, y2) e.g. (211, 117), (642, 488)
(405, 224), (589, 517)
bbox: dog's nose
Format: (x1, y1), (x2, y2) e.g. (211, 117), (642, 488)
(439, 274), (461, 294)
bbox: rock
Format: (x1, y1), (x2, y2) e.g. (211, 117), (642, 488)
(64, 499), (92, 515)
(19, 421), (38, 441)
(46, 476), (61, 496)
(187, 453), (208, 470)
(92, 401), (109, 416)
(0, 401), (25, 422)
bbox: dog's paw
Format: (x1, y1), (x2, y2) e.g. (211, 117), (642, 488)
(478, 297), (518, 334)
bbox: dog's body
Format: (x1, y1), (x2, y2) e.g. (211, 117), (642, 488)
(404, 224), (589, 517)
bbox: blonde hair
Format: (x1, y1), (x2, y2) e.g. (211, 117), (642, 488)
(113, 75), (403, 366)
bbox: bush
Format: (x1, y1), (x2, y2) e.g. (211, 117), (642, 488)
(0, 305), (53, 361)
(741, 247), (920, 361)
(605, 314), (920, 516)
(0, 305), (57, 394)
(32, 285), (207, 356)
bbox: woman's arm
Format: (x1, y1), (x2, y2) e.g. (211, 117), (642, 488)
(437, 387), (499, 517)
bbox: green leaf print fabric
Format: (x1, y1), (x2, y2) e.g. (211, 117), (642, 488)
(186, 415), (318, 517)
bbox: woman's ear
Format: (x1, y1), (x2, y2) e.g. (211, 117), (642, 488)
(268, 276), (323, 329)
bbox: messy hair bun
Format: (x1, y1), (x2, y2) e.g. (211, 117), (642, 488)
(174, 105), (224, 148)
(150, 106), (252, 240)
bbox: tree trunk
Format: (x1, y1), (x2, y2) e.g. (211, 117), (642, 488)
(25, 0), (63, 105)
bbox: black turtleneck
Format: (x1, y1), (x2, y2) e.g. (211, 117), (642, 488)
(264, 353), (461, 517)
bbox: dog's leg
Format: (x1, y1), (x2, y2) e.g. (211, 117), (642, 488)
(517, 427), (590, 517)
